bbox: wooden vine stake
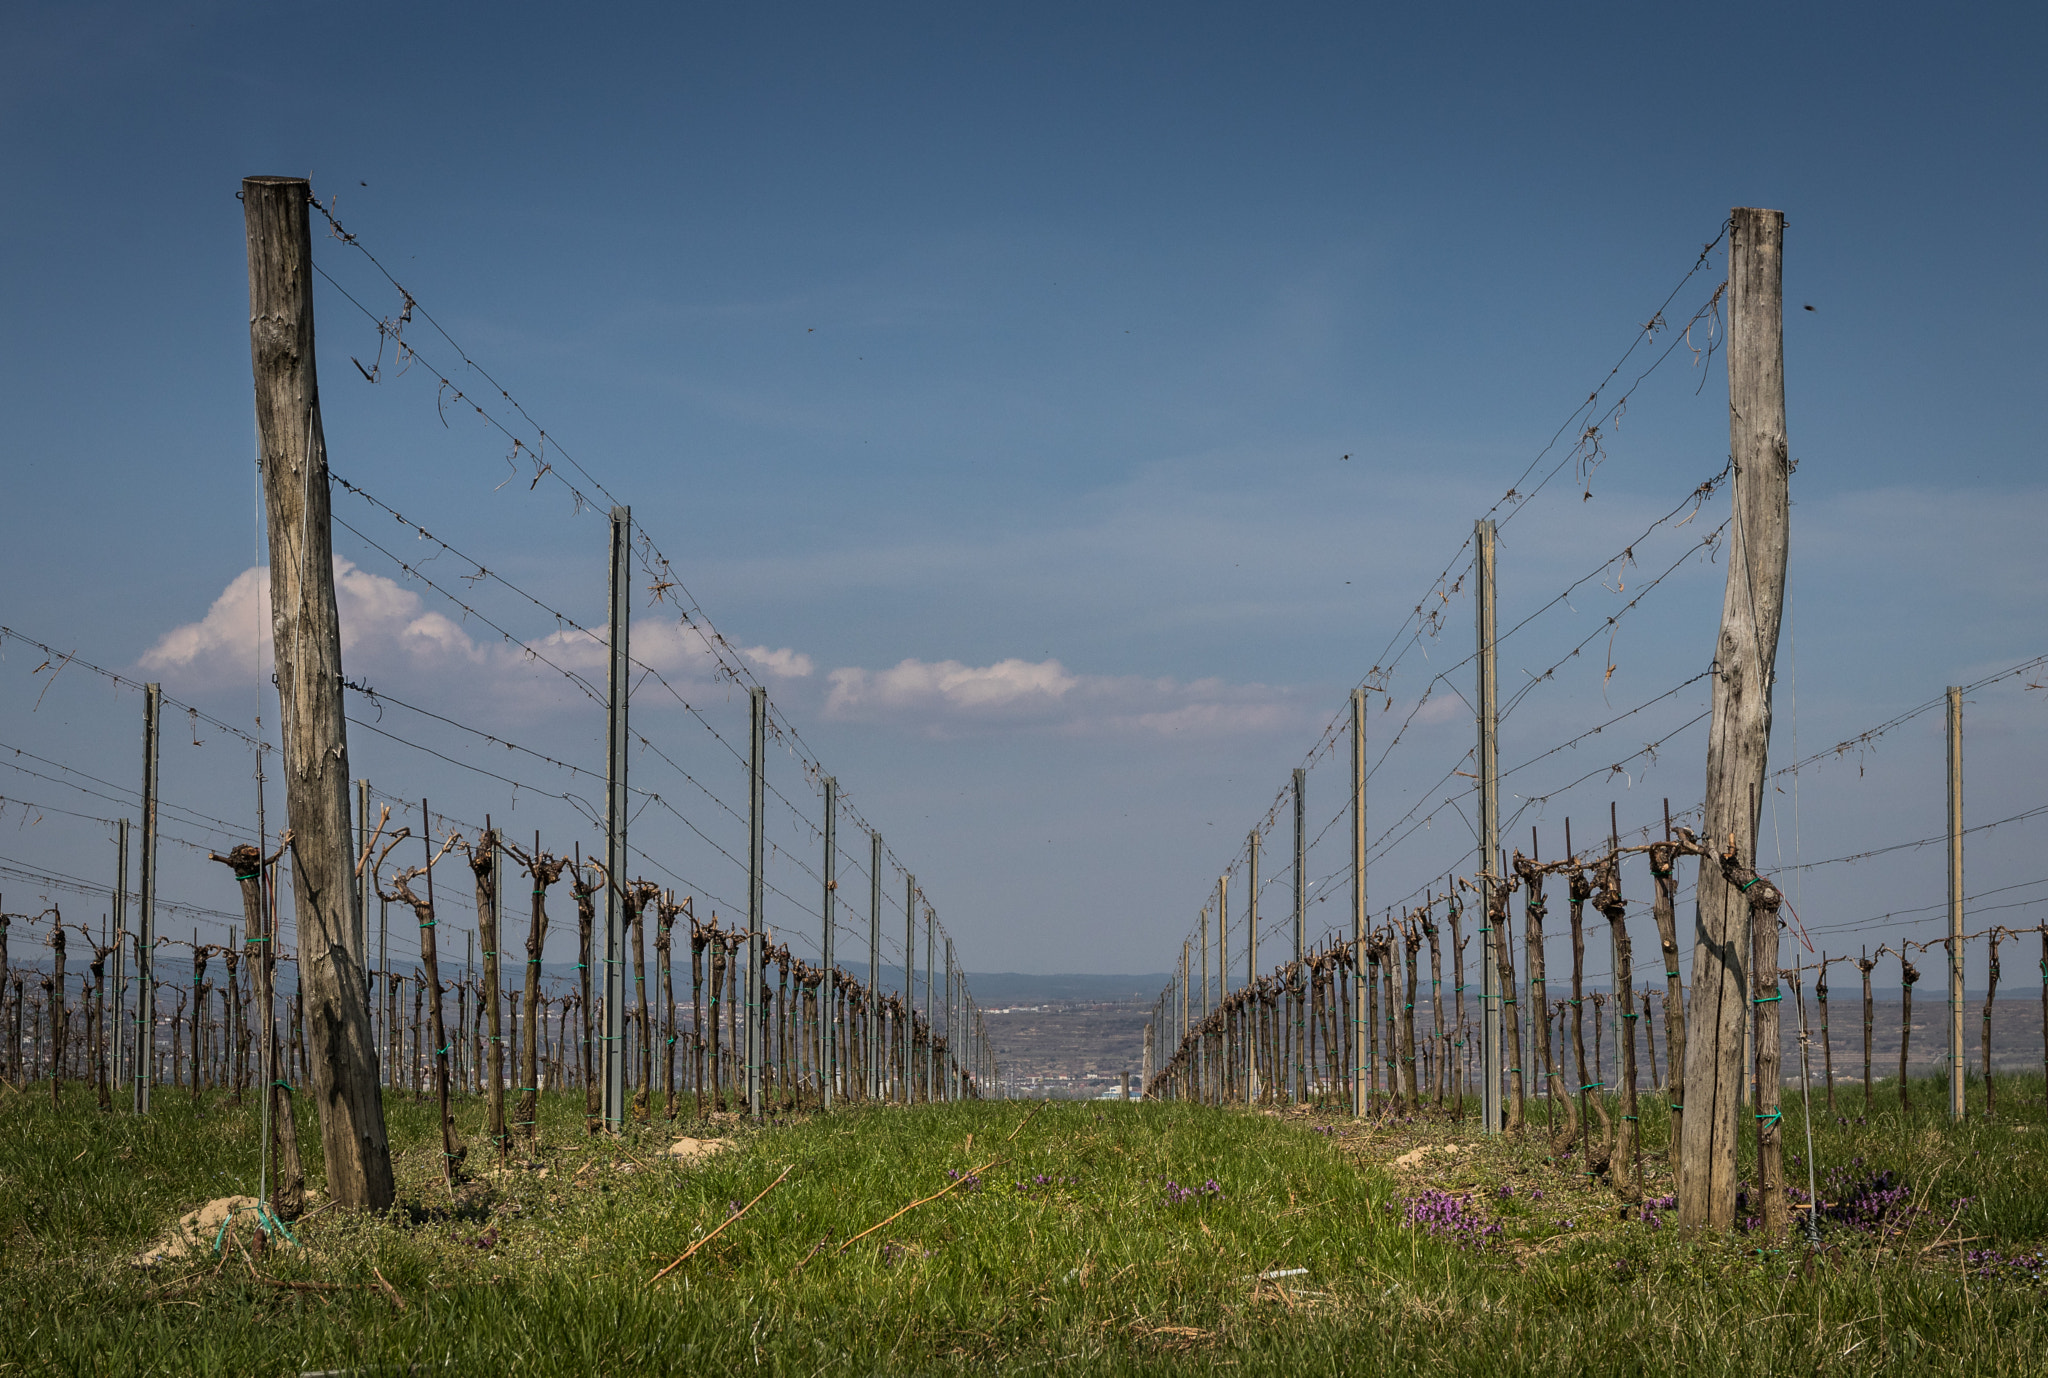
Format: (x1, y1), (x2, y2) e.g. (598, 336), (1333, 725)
(1981, 927), (2001, 1115)
(376, 818), (465, 1193)
(1647, 802), (1700, 1179)
(1857, 949), (1876, 1112)
(1593, 839), (1641, 1201)
(213, 842), (304, 1217)
(1718, 837), (1786, 1237)
(1566, 856), (1607, 1171)
(1679, 206), (1790, 1235)
(243, 175), (394, 1210)
(1896, 948), (1920, 1111)
(1514, 849), (1561, 1145)
(466, 827), (506, 1160)
(508, 837), (567, 1144)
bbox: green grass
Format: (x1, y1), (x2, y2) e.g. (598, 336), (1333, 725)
(1, 1074), (2045, 1374)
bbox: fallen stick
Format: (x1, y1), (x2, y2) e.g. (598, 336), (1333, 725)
(834, 1158), (1004, 1256)
(650, 1164), (793, 1284)
(372, 1266), (408, 1311)
(253, 1277), (379, 1293)
(1005, 1102), (1048, 1144)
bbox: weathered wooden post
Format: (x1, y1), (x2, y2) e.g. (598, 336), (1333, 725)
(242, 176), (393, 1208)
(136, 685), (160, 1112)
(1351, 687), (1368, 1116)
(1947, 686), (1965, 1121)
(509, 837), (566, 1140)
(821, 778), (837, 1109)
(602, 507), (632, 1130)
(377, 813), (462, 1192)
(1983, 929), (2001, 1115)
(1246, 829), (1260, 1105)
(1679, 207), (1790, 1234)
(1475, 520), (1502, 1134)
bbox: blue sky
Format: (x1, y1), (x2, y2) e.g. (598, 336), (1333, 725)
(2, 3), (2044, 992)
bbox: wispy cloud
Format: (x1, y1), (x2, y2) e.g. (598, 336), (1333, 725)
(823, 655), (1307, 738)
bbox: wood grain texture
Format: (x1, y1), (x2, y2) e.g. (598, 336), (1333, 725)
(1680, 207), (1790, 1234)
(243, 176), (394, 1209)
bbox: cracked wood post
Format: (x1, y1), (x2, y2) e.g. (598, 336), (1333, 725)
(243, 176), (393, 1210)
(1679, 206), (1790, 1235)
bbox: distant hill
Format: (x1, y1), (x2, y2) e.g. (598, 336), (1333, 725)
(961, 972), (1169, 1006)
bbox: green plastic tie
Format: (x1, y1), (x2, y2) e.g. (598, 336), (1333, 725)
(1754, 994), (1782, 1005)
(1738, 877), (1760, 893)
(1669, 1103), (1683, 1111)
(1580, 1082), (1601, 1092)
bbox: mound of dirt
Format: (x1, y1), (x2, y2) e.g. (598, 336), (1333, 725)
(665, 1136), (736, 1165)
(134, 1195), (266, 1267)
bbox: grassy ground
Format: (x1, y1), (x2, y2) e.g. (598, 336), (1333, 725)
(1, 1073), (2044, 1375)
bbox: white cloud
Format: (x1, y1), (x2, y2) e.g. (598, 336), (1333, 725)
(141, 560), (485, 683)
(741, 645), (815, 679)
(142, 565), (820, 712)
(823, 656), (1304, 737)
